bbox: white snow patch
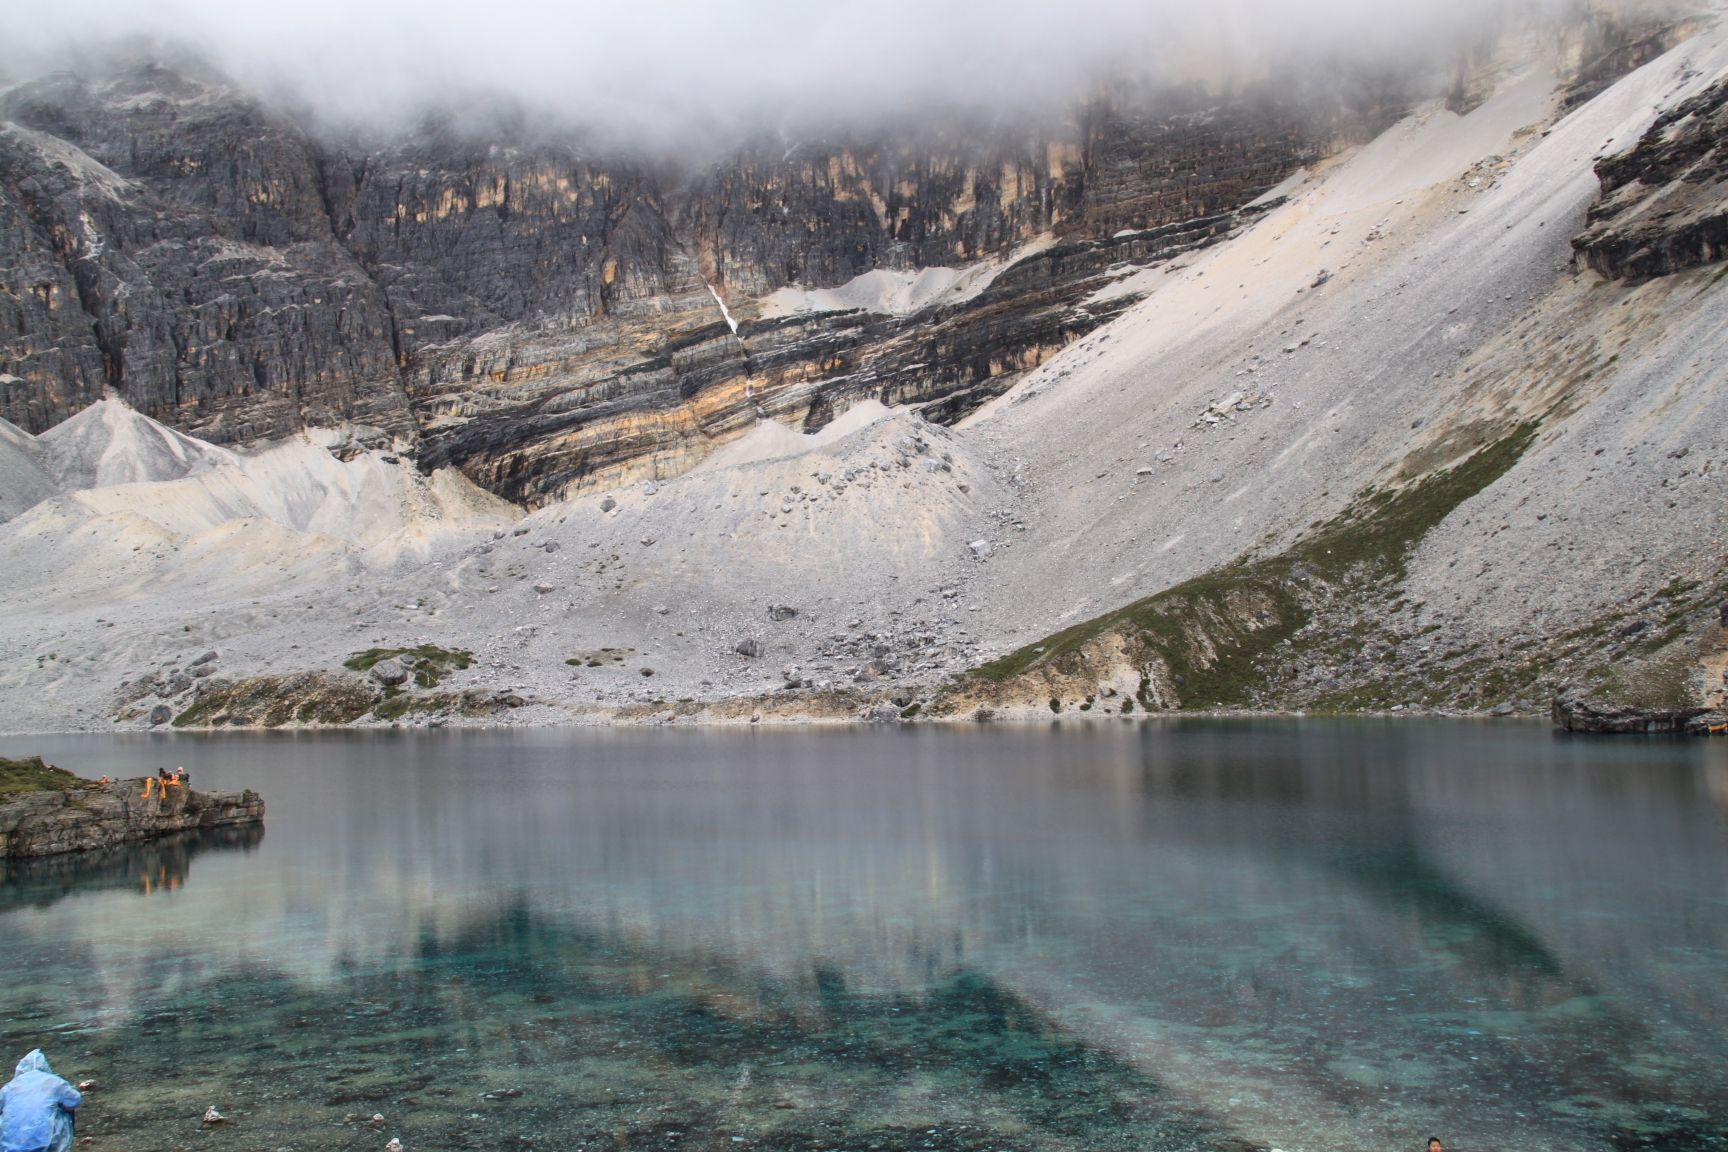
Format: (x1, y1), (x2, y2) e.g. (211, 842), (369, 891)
(0, 123), (134, 200)
(707, 284), (741, 335)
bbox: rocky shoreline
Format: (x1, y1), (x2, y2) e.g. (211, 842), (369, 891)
(0, 759), (264, 859)
(119, 667), (1728, 735)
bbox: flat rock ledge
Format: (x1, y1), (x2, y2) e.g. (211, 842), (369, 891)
(1551, 689), (1726, 734)
(0, 782), (264, 859)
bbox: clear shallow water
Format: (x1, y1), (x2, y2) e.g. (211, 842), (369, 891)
(1, 722), (1725, 1152)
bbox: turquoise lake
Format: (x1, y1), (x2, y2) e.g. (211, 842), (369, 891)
(0, 721), (1724, 1152)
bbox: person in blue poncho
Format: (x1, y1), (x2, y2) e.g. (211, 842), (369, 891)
(0, 1051), (80, 1152)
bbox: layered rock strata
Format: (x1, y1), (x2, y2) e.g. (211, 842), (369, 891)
(0, 63), (1388, 504)
(0, 779), (264, 858)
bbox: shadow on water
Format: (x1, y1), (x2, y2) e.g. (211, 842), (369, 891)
(0, 825), (265, 913)
(8, 902), (1260, 1152)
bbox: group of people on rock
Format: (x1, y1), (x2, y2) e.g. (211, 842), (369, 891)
(140, 767), (188, 798)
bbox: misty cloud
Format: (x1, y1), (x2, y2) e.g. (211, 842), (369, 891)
(6, 0), (1556, 139)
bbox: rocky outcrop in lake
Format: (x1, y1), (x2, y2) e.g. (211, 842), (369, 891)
(0, 764), (264, 858)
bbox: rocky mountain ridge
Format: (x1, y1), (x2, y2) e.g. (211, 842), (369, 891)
(2, 15), (1662, 505)
(3, 8), (1727, 734)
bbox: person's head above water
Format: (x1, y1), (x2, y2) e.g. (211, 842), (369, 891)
(1427, 1138), (1442, 1152)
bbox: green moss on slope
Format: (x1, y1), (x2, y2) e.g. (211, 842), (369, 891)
(343, 645), (473, 673)
(970, 422), (1539, 709)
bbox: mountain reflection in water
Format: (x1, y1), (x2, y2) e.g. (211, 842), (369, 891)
(0, 721), (1723, 1152)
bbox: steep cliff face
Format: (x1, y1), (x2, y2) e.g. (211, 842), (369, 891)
(0, 68), (411, 443)
(1, 60), (1393, 503)
(6, 12), (1728, 735)
(1, 6), (1692, 509)
(328, 100), (1362, 504)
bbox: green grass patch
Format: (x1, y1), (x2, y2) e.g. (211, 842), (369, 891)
(373, 693), (450, 722)
(172, 695), (222, 728)
(1585, 646), (1698, 710)
(0, 756), (94, 796)
(343, 645), (473, 673)
(1286, 421), (1538, 582)
(373, 695), (412, 721)
(176, 673), (378, 728)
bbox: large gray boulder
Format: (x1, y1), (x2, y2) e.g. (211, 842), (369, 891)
(369, 659), (410, 687)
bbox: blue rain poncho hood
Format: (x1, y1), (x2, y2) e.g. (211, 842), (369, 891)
(0, 1050), (80, 1152)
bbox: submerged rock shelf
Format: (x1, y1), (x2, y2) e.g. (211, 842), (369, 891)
(0, 757), (263, 859)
